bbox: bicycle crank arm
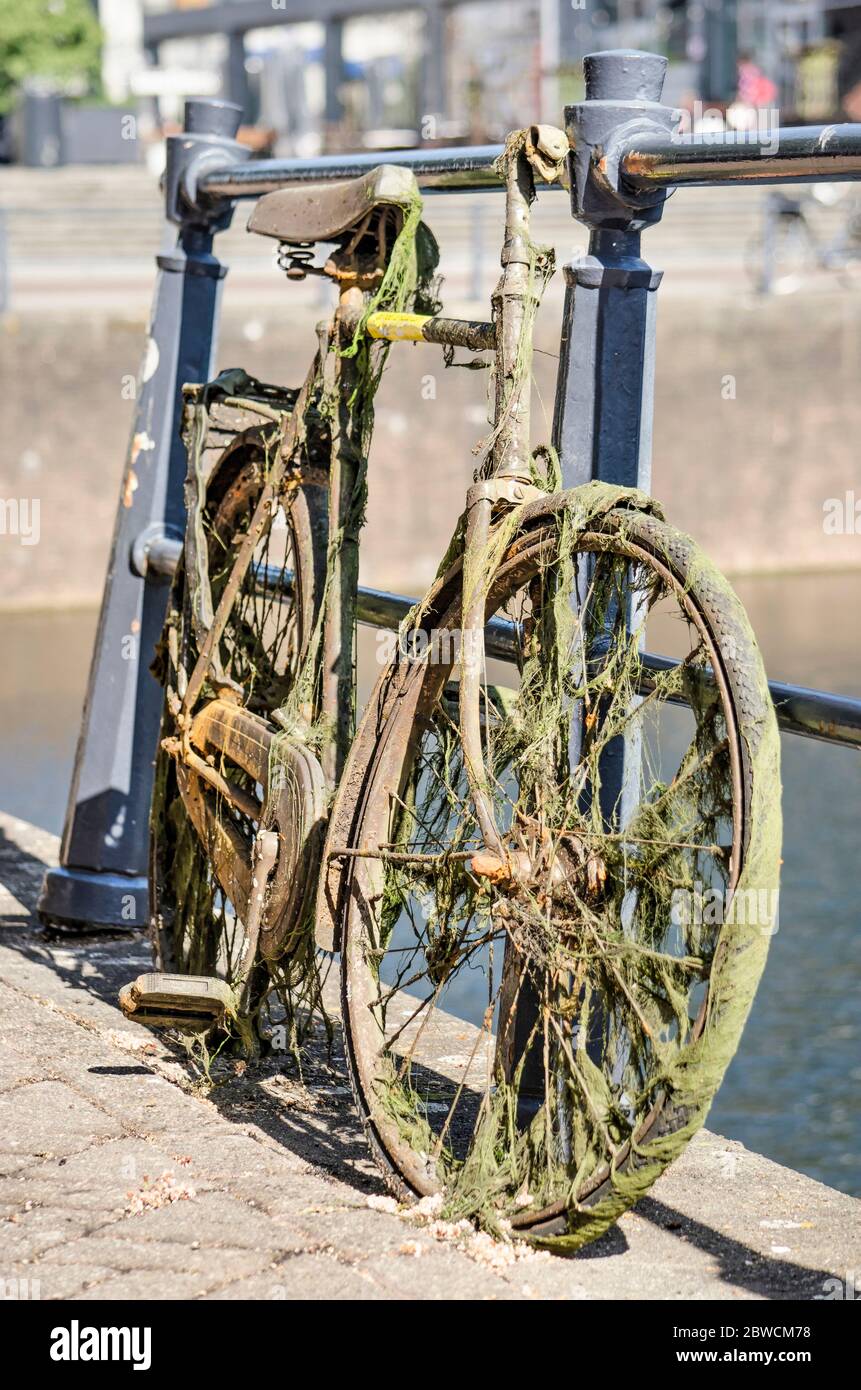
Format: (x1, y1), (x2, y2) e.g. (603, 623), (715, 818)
(175, 759), (254, 913)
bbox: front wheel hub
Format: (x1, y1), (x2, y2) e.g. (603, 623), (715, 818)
(470, 828), (606, 903)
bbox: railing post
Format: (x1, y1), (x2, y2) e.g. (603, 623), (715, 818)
(225, 31), (251, 121)
(324, 19), (345, 138)
(553, 48), (678, 824)
(421, 4), (446, 131)
(38, 99), (249, 930)
(503, 51), (679, 1121)
(554, 49), (676, 489)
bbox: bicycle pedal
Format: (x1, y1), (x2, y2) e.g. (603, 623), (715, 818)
(118, 973), (235, 1032)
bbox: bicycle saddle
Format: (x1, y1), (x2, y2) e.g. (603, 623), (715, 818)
(247, 163), (421, 245)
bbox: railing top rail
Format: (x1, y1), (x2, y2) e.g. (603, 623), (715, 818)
(198, 122), (861, 201)
(619, 123), (861, 189)
(199, 145), (508, 199)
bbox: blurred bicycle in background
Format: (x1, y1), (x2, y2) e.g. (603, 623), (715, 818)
(751, 182), (861, 294)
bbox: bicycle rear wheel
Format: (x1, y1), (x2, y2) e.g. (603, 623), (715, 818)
(150, 385), (328, 1033)
(332, 494), (781, 1249)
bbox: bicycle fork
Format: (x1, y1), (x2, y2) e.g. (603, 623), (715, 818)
(457, 134), (562, 1115)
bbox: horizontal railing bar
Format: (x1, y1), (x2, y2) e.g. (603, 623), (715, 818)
(621, 123), (861, 189)
(149, 521), (861, 751)
(199, 145), (511, 199)
(767, 677), (861, 747)
(201, 123), (861, 202)
(635, 652), (861, 750)
(256, 563), (861, 751)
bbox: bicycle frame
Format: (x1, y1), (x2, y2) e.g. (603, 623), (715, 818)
(174, 128), (562, 840)
(40, 49), (861, 932)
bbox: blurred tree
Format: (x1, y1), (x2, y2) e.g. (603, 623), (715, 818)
(0, 0), (102, 115)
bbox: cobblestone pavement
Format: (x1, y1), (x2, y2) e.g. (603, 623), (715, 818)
(0, 812), (857, 1301)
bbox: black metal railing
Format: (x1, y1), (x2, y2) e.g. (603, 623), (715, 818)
(198, 122), (861, 199)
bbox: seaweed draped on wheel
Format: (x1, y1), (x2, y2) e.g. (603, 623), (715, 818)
(361, 482), (781, 1250)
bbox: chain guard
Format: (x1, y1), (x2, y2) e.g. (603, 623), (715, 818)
(177, 698), (327, 960)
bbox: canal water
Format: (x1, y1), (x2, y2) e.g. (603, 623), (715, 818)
(1, 568), (858, 1197)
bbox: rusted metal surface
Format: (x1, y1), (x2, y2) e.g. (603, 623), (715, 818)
(460, 486), (507, 861)
(189, 698), (271, 784)
(457, 141), (556, 872)
(421, 315), (496, 350)
(238, 828), (280, 999)
(489, 144), (539, 482)
(315, 645), (420, 954)
(455, 141), (565, 1078)
(321, 292), (364, 787)
(175, 759), (253, 917)
(162, 738), (261, 822)
(173, 697), (327, 959)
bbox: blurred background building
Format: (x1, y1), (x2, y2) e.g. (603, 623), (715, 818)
(6, 1), (861, 167)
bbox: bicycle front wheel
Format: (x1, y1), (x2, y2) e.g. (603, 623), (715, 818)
(332, 492), (781, 1249)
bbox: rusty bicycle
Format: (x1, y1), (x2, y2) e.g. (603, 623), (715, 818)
(118, 100), (781, 1250)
